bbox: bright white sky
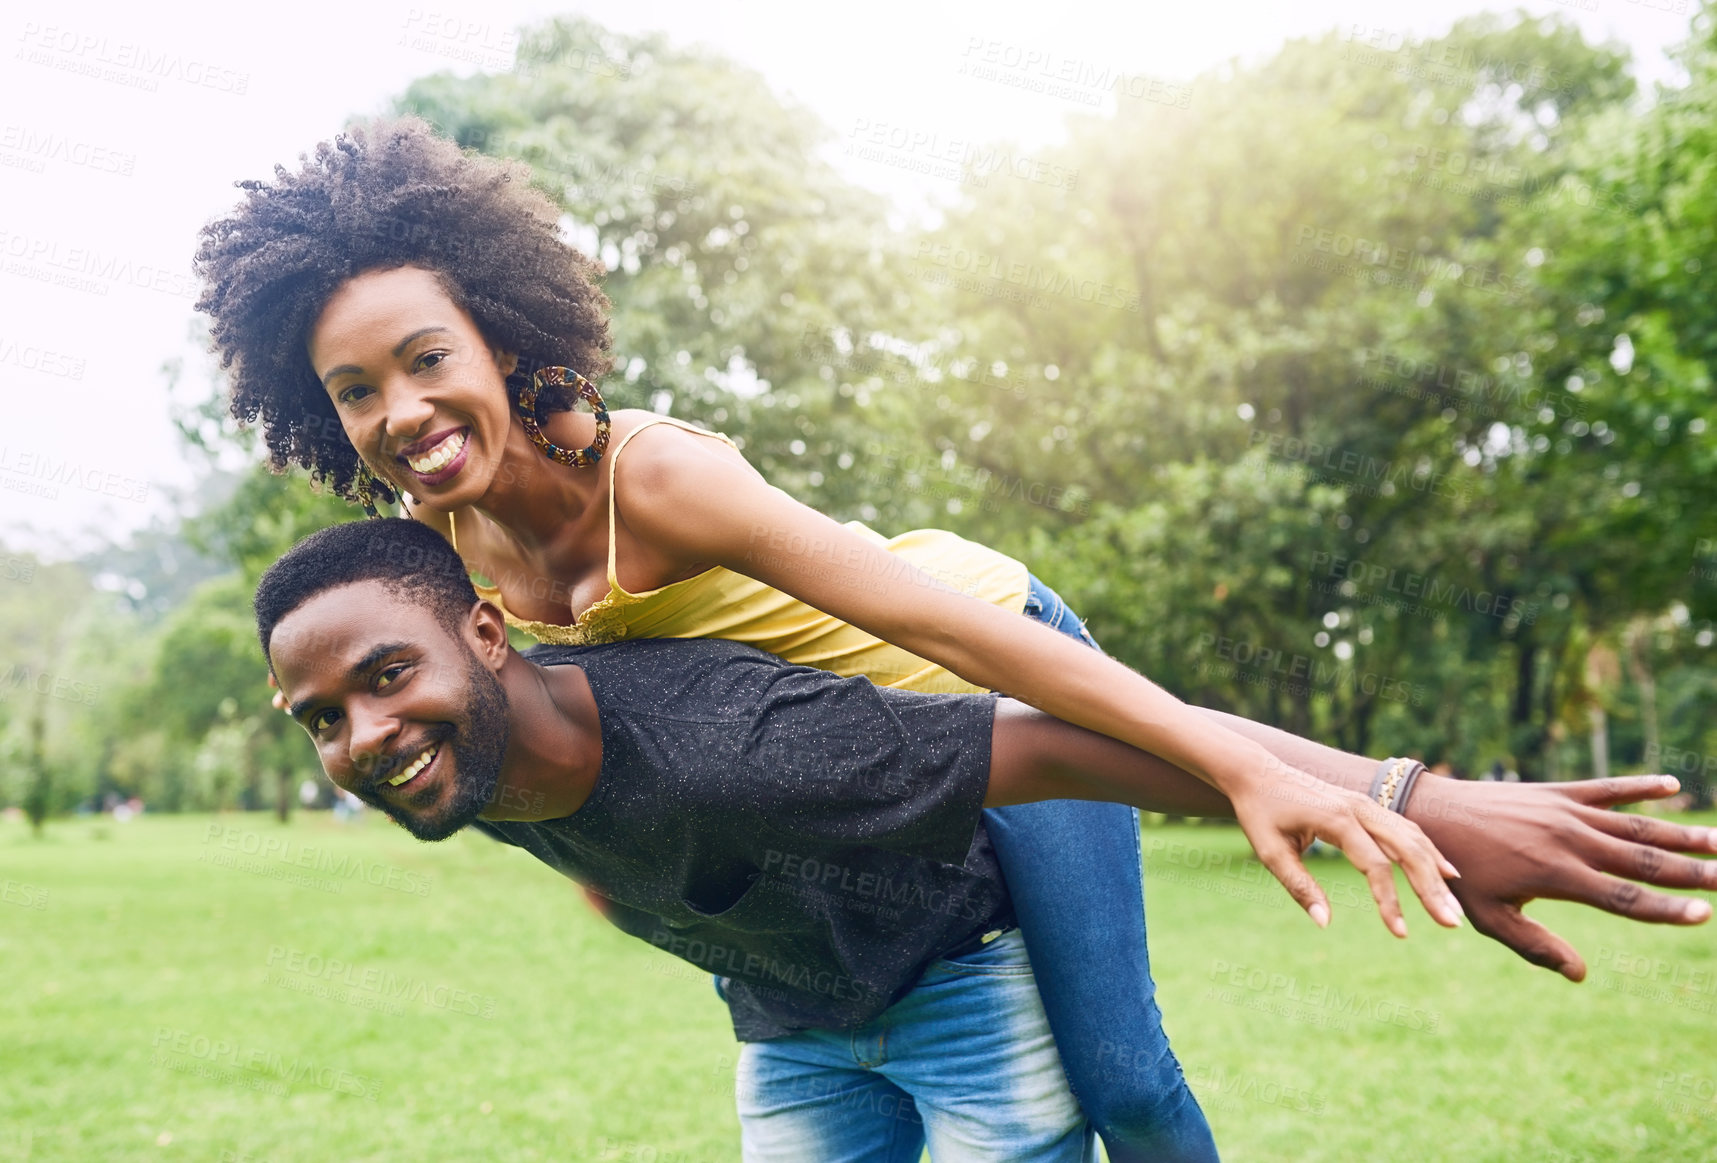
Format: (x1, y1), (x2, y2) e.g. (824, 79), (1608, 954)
(0, 0), (1696, 558)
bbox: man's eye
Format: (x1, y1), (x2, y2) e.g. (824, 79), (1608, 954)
(376, 663), (408, 690)
(309, 709), (341, 733)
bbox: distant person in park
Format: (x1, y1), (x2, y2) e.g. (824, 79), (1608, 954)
(198, 118), (1711, 1160)
(256, 520), (1716, 1160)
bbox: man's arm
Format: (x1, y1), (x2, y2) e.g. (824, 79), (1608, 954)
(1190, 707), (1717, 978)
(988, 699), (1717, 978)
(986, 697), (1462, 933)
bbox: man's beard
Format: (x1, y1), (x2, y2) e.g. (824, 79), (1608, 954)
(372, 653), (509, 842)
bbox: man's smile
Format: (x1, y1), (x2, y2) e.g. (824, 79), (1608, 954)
(388, 742), (441, 786)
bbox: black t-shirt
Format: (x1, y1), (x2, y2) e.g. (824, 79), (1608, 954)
(470, 638), (1012, 1041)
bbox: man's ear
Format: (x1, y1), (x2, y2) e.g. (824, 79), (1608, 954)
(468, 600), (512, 671)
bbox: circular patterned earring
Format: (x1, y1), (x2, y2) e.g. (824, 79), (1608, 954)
(516, 366), (611, 468)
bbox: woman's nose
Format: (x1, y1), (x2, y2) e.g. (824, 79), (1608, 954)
(382, 383), (437, 450)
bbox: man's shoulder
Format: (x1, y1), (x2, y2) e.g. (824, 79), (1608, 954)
(525, 637), (796, 720)
(524, 636), (783, 671)
(466, 817), (512, 842)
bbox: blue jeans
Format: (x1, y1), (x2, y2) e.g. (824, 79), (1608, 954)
(984, 575), (1218, 1162)
(736, 930), (1097, 1161)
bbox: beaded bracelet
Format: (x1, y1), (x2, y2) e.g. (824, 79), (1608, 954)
(1369, 757), (1427, 815)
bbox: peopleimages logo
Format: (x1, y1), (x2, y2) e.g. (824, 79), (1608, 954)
(1249, 429), (1472, 503)
(1355, 348), (1587, 423)
(15, 23), (251, 94)
(0, 231), (197, 300)
(0, 337), (87, 380)
(263, 945), (498, 1018)
(759, 848), (988, 922)
(958, 38), (1192, 109)
(646, 930), (874, 1004)
(1308, 551), (1539, 625)
(1193, 633), (1427, 706)
(1293, 224), (1531, 300)
(0, 665), (101, 705)
(200, 824), (434, 896)
(0, 445), (149, 503)
(0, 124), (137, 174)
(1207, 959), (1442, 1033)
(914, 240), (1142, 313)
(845, 119), (1079, 191)
(150, 1028), (379, 1100)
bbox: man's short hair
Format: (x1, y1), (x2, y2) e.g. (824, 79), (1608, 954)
(255, 518), (479, 660)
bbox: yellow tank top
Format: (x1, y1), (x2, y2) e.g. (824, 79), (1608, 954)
(452, 415), (1030, 694)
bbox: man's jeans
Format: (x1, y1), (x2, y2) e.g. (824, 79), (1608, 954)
(735, 929), (1097, 1161)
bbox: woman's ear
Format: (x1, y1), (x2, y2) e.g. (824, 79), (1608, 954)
(494, 350), (519, 378)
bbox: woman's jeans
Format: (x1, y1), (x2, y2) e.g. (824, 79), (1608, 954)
(984, 574), (1219, 1162)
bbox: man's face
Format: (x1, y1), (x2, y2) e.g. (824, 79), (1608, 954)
(269, 580), (508, 841)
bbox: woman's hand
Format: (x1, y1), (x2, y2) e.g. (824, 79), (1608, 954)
(1227, 758), (1466, 936)
(1405, 775), (1717, 980)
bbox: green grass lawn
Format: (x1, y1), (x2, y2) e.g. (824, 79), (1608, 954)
(2, 810), (1714, 1162)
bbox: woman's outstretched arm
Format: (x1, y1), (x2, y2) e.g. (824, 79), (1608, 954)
(616, 424), (1463, 938)
(987, 698), (1717, 967)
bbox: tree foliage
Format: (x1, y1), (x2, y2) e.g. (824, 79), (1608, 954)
(6, 8), (1715, 823)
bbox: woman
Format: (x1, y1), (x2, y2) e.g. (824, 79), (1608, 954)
(196, 118), (1460, 1160)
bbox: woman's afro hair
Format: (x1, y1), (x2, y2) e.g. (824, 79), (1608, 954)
(194, 116), (613, 505)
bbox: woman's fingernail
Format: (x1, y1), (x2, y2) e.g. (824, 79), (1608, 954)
(1310, 902), (1331, 929)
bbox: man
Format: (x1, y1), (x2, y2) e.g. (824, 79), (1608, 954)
(257, 520), (1715, 1160)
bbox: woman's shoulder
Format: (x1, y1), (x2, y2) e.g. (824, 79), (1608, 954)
(604, 412), (764, 552)
(608, 410), (747, 481)
(608, 408), (735, 443)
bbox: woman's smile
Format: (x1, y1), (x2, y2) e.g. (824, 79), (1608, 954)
(399, 426), (472, 486)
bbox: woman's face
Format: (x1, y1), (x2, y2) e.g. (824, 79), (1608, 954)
(309, 265), (519, 509)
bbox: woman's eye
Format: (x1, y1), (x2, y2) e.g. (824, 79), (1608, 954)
(337, 384), (374, 406)
(416, 351), (447, 372)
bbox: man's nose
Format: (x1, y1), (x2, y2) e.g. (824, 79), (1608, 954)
(346, 701), (401, 779)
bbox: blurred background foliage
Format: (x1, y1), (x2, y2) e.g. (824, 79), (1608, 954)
(4, 6), (1715, 822)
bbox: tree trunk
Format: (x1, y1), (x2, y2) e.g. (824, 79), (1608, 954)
(1624, 621), (1661, 773)
(1588, 705), (1609, 781)
(275, 767), (293, 824)
(1353, 694), (1375, 760)
(1510, 642), (1544, 781)
(23, 695), (49, 838)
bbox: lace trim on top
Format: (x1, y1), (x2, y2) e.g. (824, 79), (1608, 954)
(452, 416), (739, 646)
